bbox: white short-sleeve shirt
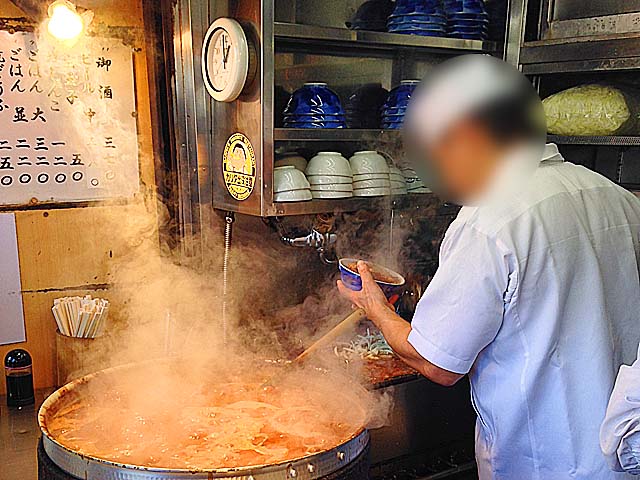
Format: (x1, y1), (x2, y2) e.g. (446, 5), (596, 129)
(408, 146), (640, 479)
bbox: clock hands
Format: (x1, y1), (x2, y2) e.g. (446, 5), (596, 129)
(222, 34), (231, 68)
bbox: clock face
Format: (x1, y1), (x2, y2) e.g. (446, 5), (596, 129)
(203, 18), (250, 102)
(210, 28), (233, 92)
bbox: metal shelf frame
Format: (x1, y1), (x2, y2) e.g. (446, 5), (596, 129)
(548, 135), (640, 146)
(274, 128), (402, 142)
(270, 193), (436, 216)
(274, 22), (497, 56)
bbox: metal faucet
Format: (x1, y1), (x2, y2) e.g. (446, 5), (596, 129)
(281, 229), (338, 264)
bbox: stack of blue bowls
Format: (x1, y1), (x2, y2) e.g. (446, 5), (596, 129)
(444, 0), (489, 40)
(380, 80), (419, 129)
(283, 83), (347, 129)
(386, 0), (447, 37)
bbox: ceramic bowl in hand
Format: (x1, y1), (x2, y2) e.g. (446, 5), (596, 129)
(338, 258), (405, 296)
(283, 83), (345, 116)
(306, 152), (352, 177)
(273, 166), (310, 193)
(349, 151), (390, 175)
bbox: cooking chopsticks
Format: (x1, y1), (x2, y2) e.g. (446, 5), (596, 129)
(52, 295), (110, 338)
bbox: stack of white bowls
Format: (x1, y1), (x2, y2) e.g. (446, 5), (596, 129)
(401, 167), (431, 194)
(275, 152), (308, 172)
(305, 152), (353, 199)
(389, 165), (408, 195)
(273, 166), (312, 202)
(350, 151), (391, 197)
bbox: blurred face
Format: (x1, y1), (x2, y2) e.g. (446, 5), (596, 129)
(425, 118), (504, 203)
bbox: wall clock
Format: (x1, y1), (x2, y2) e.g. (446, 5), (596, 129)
(202, 17), (254, 102)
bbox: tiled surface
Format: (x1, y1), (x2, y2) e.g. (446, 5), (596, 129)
(1, 388), (54, 480)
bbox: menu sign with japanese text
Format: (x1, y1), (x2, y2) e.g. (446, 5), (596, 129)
(0, 31), (139, 205)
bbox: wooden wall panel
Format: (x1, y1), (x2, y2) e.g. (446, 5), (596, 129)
(0, 0), (161, 395)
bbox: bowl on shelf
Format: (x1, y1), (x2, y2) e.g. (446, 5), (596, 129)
(353, 178), (391, 189)
(339, 257), (406, 296)
(311, 182), (354, 192)
(311, 190), (354, 199)
(306, 152), (352, 177)
(274, 166), (311, 193)
(307, 174), (353, 186)
(275, 153), (307, 172)
(283, 83), (345, 117)
(344, 83), (388, 129)
(380, 80), (419, 128)
(391, 0), (445, 16)
(445, 0), (489, 39)
(283, 121), (347, 129)
(346, 0), (395, 31)
(274, 189), (313, 202)
(388, 0), (446, 36)
(353, 186), (392, 197)
(349, 151), (390, 175)
(352, 173), (390, 182)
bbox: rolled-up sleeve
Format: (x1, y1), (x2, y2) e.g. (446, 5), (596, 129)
(408, 221), (512, 374)
(600, 349), (640, 474)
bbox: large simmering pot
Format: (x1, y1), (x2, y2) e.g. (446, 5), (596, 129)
(38, 362), (371, 480)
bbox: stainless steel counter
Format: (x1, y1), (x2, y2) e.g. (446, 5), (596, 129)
(1, 388), (54, 480)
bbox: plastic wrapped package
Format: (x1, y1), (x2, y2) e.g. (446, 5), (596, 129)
(543, 84), (640, 136)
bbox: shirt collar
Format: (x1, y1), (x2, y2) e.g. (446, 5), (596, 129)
(541, 143), (565, 164)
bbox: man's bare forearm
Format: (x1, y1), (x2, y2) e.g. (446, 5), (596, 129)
(371, 308), (464, 387)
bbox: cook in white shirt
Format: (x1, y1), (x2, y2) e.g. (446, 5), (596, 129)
(338, 55), (640, 479)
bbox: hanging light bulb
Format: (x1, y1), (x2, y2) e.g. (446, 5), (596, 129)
(46, 0), (93, 43)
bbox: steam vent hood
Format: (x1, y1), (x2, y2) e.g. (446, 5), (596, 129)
(168, 0), (495, 217)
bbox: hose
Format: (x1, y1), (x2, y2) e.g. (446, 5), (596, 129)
(222, 212), (235, 346)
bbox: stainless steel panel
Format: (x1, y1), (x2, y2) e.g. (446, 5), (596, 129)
(370, 377), (476, 465)
(552, 0), (640, 22)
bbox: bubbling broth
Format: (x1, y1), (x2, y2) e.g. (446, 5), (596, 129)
(44, 365), (365, 470)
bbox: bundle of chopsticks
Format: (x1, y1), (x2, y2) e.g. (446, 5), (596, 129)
(52, 295), (110, 338)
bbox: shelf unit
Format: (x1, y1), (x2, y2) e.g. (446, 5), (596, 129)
(274, 22), (497, 55)
(270, 193), (436, 216)
(170, 0), (505, 217)
(274, 128), (402, 142)
(548, 135), (640, 146)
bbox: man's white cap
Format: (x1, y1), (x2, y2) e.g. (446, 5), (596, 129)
(406, 55), (530, 146)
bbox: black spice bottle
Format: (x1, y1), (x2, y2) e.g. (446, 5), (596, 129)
(4, 349), (35, 407)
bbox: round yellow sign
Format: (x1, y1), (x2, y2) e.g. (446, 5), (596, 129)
(222, 133), (256, 201)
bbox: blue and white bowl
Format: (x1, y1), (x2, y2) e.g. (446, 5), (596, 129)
(339, 258), (405, 296)
(382, 80), (419, 110)
(283, 82), (345, 117)
(392, 0), (445, 15)
(284, 121), (346, 129)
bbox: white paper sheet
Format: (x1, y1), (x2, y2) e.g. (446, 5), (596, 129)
(0, 31), (139, 205)
(0, 212), (25, 344)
